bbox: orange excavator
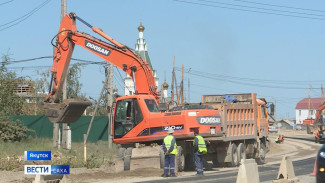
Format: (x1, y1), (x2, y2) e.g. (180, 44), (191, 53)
(45, 13), (269, 171)
(303, 103), (325, 142)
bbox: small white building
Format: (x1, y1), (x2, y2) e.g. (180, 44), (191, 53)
(295, 98), (324, 124)
(124, 22), (159, 95)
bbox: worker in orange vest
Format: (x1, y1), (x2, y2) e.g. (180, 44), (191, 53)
(315, 130), (320, 143)
(275, 135), (284, 144)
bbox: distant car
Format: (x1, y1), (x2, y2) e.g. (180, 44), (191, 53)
(317, 144), (325, 183)
(269, 125), (278, 133)
(294, 124), (302, 130)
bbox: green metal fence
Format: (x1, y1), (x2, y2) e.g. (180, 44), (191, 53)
(9, 115), (109, 142)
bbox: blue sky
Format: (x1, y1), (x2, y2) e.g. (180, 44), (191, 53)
(0, 0), (324, 119)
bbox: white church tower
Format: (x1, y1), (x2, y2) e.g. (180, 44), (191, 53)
(124, 22), (159, 95)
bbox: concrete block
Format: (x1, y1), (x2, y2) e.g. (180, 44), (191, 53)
(236, 159), (260, 183)
(272, 156), (299, 183)
(272, 178), (299, 183)
(32, 175), (45, 183)
(277, 156), (295, 179)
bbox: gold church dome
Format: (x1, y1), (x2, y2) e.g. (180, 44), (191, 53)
(138, 23), (145, 32)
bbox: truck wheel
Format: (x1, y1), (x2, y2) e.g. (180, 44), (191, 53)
(255, 144), (266, 165)
(117, 147), (126, 159)
(237, 143), (246, 162)
(229, 143), (239, 167)
(160, 150), (165, 169)
(124, 147), (132, 171)
(176, 146), (185, 172)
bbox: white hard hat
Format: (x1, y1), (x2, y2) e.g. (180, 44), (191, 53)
(168, 128), (174, 134)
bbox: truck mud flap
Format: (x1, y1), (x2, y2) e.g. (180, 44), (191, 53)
(45, 98), (92, 123)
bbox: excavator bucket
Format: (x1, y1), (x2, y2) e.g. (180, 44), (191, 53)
(44, 98), (92, 123)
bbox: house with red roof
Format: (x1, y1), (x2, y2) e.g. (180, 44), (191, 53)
(295, 98), (324, 124)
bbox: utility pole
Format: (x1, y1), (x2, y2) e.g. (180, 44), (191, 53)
(171, 57), (175, 104)
(106, 63), (113, 148)
(188, 78), (190, 103)
(308, 85), (311, 118)
(320, 84), (325, 103)
(178, 64), (184, 105)
(84, 64), (110, 163)
(53, 0), (67, 148)
(61, 0), (71, 150)
(171, 57), (178, 106)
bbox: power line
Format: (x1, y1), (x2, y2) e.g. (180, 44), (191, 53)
(0, 0), (52, 31)
(7, 65), (51, 69)
(173, 0), (325, 21)
(191, 83), (242, 93)
(1, 56), (106, 67)
(1, 56), (52, 64)
(114, 66), (131, 93)
(229, 0), (325, 13)
(175, 67), (324, 85)
(0, 0), (14, 6)
(175, 67), (322, 89)
(197, 0), (325, 17)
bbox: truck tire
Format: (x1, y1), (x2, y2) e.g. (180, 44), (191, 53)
(124, 147), (132, 171)
(255, 144), (266, 165)
(176, 146), (185, 172)
(160, 150), (165, 169)
(117, 147), (126, 159)
(237, 143), (246, 162)
(228, 143), (239, 167)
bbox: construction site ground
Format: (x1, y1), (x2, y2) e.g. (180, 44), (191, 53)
(0, 129), (321, 183)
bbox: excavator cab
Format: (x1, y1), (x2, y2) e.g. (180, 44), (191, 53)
(44, 98), (91, 123)
(114, 98), (144, 139)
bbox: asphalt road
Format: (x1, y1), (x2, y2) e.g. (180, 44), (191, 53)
(136, 157), (314, 183)
(137, 135), (317, 183)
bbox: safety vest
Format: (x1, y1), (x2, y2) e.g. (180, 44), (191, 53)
(194, 135), (207, 154)
(164, 135), (178, 155)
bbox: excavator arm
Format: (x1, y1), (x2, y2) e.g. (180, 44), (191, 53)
(315, 104), (325, 124)
(45, 13), (158, 123)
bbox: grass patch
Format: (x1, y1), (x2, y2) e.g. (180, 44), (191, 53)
(0, 137), (118, 171)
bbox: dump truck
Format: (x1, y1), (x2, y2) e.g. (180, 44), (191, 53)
(200, 93), (273, 166)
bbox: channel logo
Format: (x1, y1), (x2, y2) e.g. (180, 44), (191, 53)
(24, 165), (51, 175)
(24, 165), (70, 175)
(51, 165), (70, 175)
(24, 151), (51, 161)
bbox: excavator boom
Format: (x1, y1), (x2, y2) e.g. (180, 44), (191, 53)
(45, 13), (158, 123)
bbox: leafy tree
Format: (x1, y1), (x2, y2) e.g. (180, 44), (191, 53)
(66, 63), (85, 98)
(88, 90), (108, 116)
(35, 69), (51, 94)
(0, 53), (33, 142)
(33, 69), (51, 115)
(0, 54), (25, 115)
(0, 116), (34, 142)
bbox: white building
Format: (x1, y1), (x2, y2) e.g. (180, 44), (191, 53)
(295, 98), (324, 124)
(124, 22), (159, 95)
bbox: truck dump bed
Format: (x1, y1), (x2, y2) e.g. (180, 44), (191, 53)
(202, 93), (268, 141)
